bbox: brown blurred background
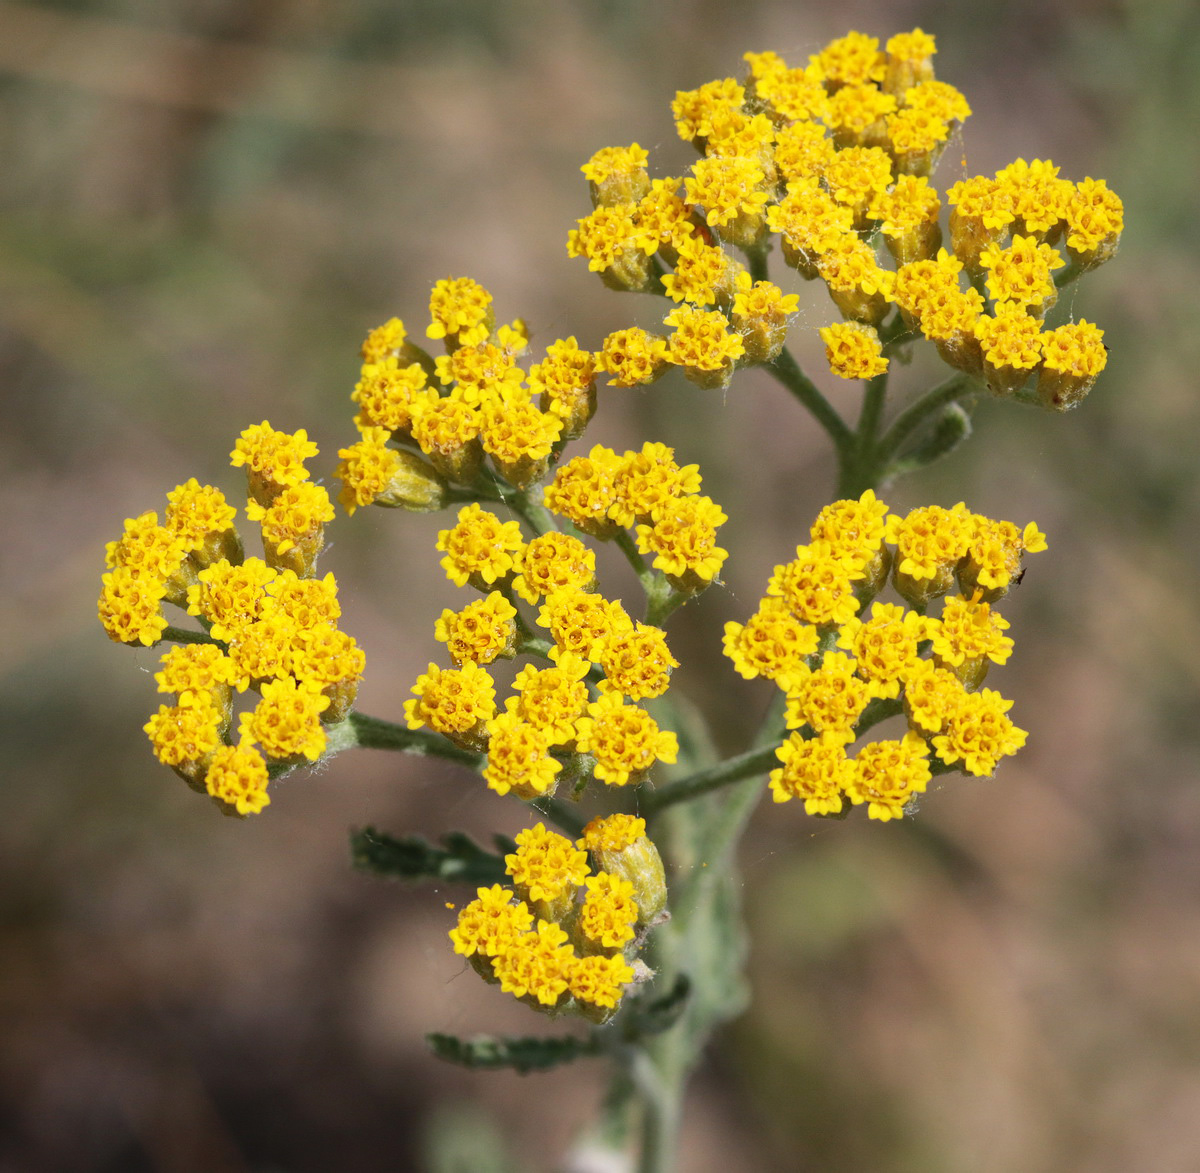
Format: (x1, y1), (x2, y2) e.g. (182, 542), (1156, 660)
(3, 1), (1199, 1170)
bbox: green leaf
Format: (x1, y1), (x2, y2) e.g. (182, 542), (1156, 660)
(351, 827), (508, 885)
(890, 401), (972, 477)
(627, 974), (691, 1038)
(427, 1031), (598, 1073)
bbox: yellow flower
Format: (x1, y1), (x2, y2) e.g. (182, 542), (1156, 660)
(663, 304), (746, 390)
(597, 622), (679, 702)
(933, 688), (1027, 776)
(837, 601), (927, 700)
(537, 589), (633, 665)
(230, 421), (318, 505)
(483, 711), (562, 800)
(769, 732), (856, 815)
(567, 953), (635, 1012)
(98, 567), (169, 647)
(164, 479), (240, 567)
(186, 557), (277, 643)
(449, 884), (534, 960)
(784, 651), (874, 739)
(635, 494), (729, 590)
(144, 694), (225, 777)
(731, 272), (800, 364)
(766, 541), (864, 628)
(812, 30), (886, 88)
(611, 442), (702, 528)
(979, 235), (1063, 317)
(427, 276), (493, 349)
(596, 327), (671, 388)
(574, 693), (678, 787)
(238, 677), (330, 762)
(684, 155), (771, 248)
(567, 203), (655, 292)
(819, 321), (889, 380)
(1037, 319), (1107, 411)
(506, 656), (591, 747)
(901, 659), (967, 735)
(404, 661), (496, 748)
(543, 445), (624, 537)
(512, 532), (596, 605)
(205, 741), (271, 816)
(434, 592), (518, 667)
(1065, 178), (1123, 267)
(722, 597), (820, 690)
(435, 504), (524, 589)
(581, 142), (651, 207)
(245, 481), (335, 576)
(352, 360), (428, 434)
(505, 823), (590, 907)
(578, 872), (639, 951)
(845, 732), (931, 821)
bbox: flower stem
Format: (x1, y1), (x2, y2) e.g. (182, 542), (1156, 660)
(640, 744), (779, 814)
(765, 347), (853, 455)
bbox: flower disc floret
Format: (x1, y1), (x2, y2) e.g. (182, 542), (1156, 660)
(164, 480), (239, 560)
(186, 557), (277, 642)
(664, 304), (745, 388)
(507, 657), (591, 746)
(543, 446), (624, 536)
(230, 422), (317, 503)
(635, 494), (729, 587)
(537, 590), (633, 665)
(144, 695), (225, 772)
(902, 659), (968, 735)
(809, 490), (890, 571)
(928, 594), (1013, 670)
(490, 921), (575, 1007)
(98, 568), (169, 646)
(335, 428), (404, 515)
(819, 321), (889, 379)
(155, 643), (236, 703)
(245, 481), (334, 559)
(353, 361), (428, 433)
(427, 277), (493, 348)
(574, 693), (678, 787)
(611, 443), (702, 528)
(568, 954), (635, 1011)
(597, 327), (671, 388)
(513, 533), (596, 606)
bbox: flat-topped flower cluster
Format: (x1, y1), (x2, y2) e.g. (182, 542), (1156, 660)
(97, 424), (364, 815)
(569, 28), (1121, 408)
(724, 490), (1044, 819)
(450, 814), (667, 1020)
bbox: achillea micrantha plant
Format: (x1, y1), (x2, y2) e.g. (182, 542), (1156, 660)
(97, 28), (1120, 1171)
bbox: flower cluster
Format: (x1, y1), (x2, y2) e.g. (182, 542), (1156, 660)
(97, 424), (363, 816)
(449, 815), (666, 1021)
(336, 280), (607, 516)
(724, 490), (1044, 820)
(570, 30), (1120, 408)
(406, 442), (719, 793)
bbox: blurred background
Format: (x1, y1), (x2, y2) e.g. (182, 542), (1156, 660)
(3, 0), (1199, 1169)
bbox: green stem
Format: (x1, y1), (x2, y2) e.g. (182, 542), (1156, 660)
(744, 240), (770, 284)
(875, 372), (976, 469)
(530, 794), (588, 836)
(324, 711), (484, 769)
(765, 347), (853, 455)
(640, 744), (779, 815)
(157, 625), (221, 646)
(838, 367), (890, 497)
(615, 529), (658, 596)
